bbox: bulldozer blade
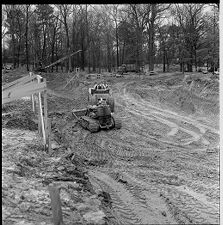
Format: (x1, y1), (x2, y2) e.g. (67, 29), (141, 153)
(72, 108), (87, 118)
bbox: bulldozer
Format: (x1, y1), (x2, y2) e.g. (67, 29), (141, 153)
(72, 83), (121, 133)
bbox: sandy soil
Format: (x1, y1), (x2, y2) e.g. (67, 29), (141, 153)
(2, 71), (220, 224)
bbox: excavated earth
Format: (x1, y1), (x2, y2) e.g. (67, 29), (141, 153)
(2, 71), (220, 224)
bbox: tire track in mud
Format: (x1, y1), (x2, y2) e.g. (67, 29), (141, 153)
(89, 173), (143, 225)
(79, 129), (140, 168)
(80, 131), (114, 167)
(118, 86), (213, 147)
(90, 166), (219, 224)
(101, 81), (219, 224)
(125, 87), (218, 134)
(55, 80), (219, 224)
(160, 186), (219, 224)
(84, 133), (219, 224)
(89, 170), (176, 224)
(78, 122), (178, 224)
(123, 171), (219, 224)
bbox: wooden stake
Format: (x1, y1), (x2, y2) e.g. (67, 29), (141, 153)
(48, 183), (64, 225)
(36, 94), (42, 135)
(31, 95), (35, 113)
(37, 76), (46, 146)
(48, 118), (52, 153)
(39, 92), (46, 145)
(63, 73), (77, 89)
(43, 85), (48, 150)
(29, 72), (35, 113)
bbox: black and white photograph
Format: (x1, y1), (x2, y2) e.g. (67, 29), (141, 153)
(2, 3), (220, 225)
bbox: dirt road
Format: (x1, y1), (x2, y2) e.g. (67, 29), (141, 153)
(56, 75), (219, 224)
(2, 72), (219, 224)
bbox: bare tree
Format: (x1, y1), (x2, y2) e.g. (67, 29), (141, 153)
(145, 4), (171, 71)
(56, 4), (72, 72)
(172, 4), (205, 72)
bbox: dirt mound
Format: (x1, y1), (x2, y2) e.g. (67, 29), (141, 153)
(2, 70), (27, 85)
(5, 117), (37, 131)
(126, 77), (219, 117)
(2, 128), (107, 225)
(161, 86), (219, 117)
(162, 88), (196, 114)
(2, 100), (38, 131)
(4, 109), (38, 131)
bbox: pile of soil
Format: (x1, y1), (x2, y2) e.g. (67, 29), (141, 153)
(2, 128), (107, 225)
(126, 76), (219, 117)
(2, 70), (27, 85)
(2, 101), (38, 131)
(5, 116), (38, 131)
(162, 88), (196, 114)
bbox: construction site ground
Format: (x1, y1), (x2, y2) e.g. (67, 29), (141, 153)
(2, 70), (220, 225)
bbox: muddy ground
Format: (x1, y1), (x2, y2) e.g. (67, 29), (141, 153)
(2, 70), (220, 224)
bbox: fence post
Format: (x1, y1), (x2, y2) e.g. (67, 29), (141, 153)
(36, 93), (42, 135)
(29, 72), (35, 113)
(48, 118), (52, 153)
(37, 76), (46, 147)
(43, 86), (48, 151)
(48, 183), (64, 225)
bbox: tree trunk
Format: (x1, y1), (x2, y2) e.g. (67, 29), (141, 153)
(85, 4), (90, 73)
(98, 44), (101, 73)
(163, 47), (166, 72)
(25, 5), (29, 71)
(148, 27), (155, 71)
(166, 51), (169, 72)
(92, 46), (96, 72)
(135, 28), (142, 72)
(12, 35), (16, 68)
(115, 21), (119, 68)
(51, 30), (56, 73)
(64, 18), (70, 73)
(55, 39), (58, 72)
(88, 49), (91, 73)
(42, 25), (47, 65)
(148, 5), (156, 71)
(71, 27), (75, 71)
(194, 48), (197, 72)
(81, 41), (85, 71)
(122, 41), (125, 65)
(17, 43), (20, 68)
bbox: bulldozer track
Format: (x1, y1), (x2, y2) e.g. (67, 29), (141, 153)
(119, 91), (212, 147)
(160, 186), (219, 224)
(81, 131), (115, 168)
(89, 170), (176, 224)
(123, 170), (219, 224)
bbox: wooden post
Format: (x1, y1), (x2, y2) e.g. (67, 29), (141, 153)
(37, 76), (46, 146)
(48, 183), (64, 225)
(36, 93), (42, 135)
(48, 118), (52, 153)
(39, 96), (46, 146)
(43, 85), (48, 150)
(29, 72), (35, 113)
(63, 73), (77, 89)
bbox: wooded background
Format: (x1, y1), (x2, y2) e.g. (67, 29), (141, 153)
(2, 4), (219, 73)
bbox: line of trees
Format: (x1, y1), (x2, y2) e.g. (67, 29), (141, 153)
(2, 4), (219, 73)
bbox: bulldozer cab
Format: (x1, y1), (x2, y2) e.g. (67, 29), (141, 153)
(90, 83), (110, 95)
